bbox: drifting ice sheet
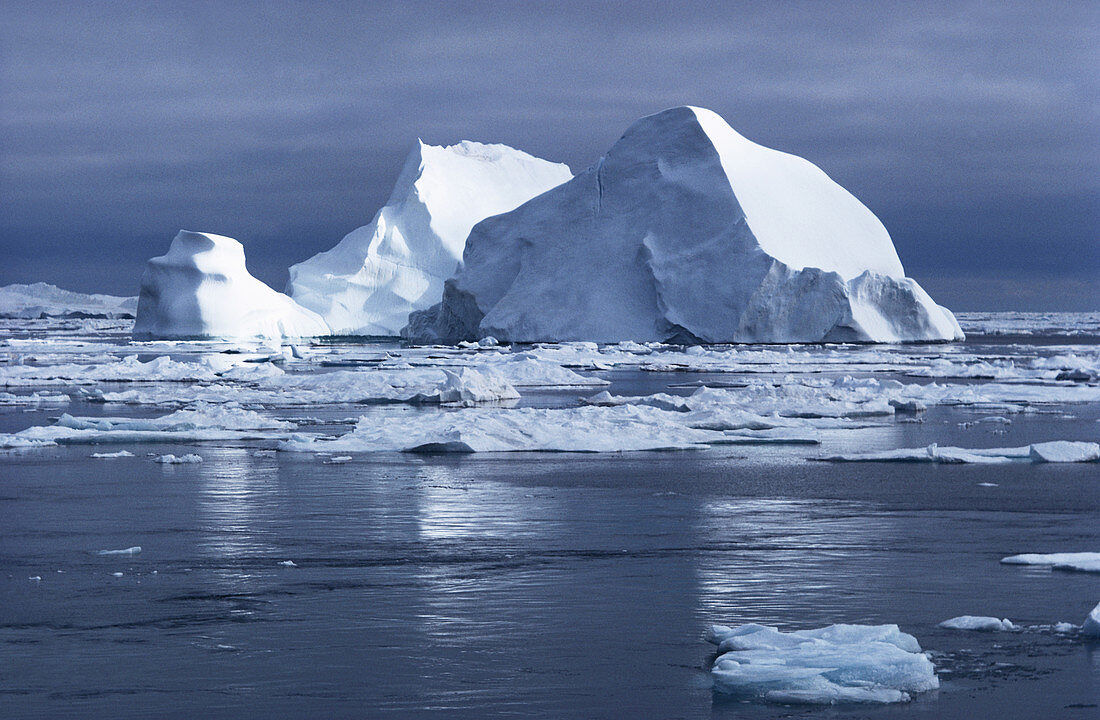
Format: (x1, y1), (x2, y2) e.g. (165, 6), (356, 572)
(407, 106), (962, 344)
(822, 441), (1100, 464)
(0, 282), (137, 319)
(938, 616), (1017, 632)
(705, 623), (938, 704)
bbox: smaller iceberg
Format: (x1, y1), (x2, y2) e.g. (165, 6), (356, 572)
(705, 623), (939, 704)
(133, 230), (330, 340)
(1001, 552), (1100, 574)
(938, 616), (1017, 632)
(0, 282), (137, 319)
(1083, 602), (1100, 637)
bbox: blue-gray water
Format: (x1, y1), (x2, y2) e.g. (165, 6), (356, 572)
(1, 336), (1099, 717)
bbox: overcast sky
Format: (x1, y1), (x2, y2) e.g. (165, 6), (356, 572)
(1, 0), (1097, 309)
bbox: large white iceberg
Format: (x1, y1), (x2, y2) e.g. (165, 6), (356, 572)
(406, 106), (963, 344)
(0, 282), (137, 318)
(705, 623), (939, 704)
(287, 141), (572, 336)
(133, 231), (330, 340)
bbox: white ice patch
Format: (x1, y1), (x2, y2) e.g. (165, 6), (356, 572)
(706, 623), (938, 704)
(280, 404), (723, 454)
(154, 453), (203, 464)
(939, 616), (1017, 632)
(823, 441), (1099, 464)
(1001, 553), (1100, 574)
(90, 450), (134, 459)
(96, 546), (141, 556)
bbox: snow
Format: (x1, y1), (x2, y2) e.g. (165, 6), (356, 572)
(706, 623), (938, 704)
(133, 230), (330, 340)
(823, 441), (1099, 464)
(154, 453), (203, 464)
(0, 282), (136, 319)
(1001, 553), (1100, 573)
(406, 106), (962, 344)
(939, 616), (1017, 632)
(1083, 602), (1100, 637)
(288, 141), (571, 336)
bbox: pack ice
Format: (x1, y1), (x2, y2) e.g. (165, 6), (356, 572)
(406, 106), (963, 344)
(705, 623), (939, 704)
(0, 282), (137, 319)
(287, 141), (572, 336)
(133, 231), (330, 340)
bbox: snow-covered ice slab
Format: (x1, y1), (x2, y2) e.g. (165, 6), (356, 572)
(939, 616), (1017, 632)
(288, 141), (571, 336)
(705, 623), (939, 704)
(407, 106), (961, 344)
(280, 404), (723, 454)
(1001, 553), (1100, 573)
(134, 231), (330, 340)
(0, 282), (136, 319)
(823, 441), (1099, 464)
(0, 404), (297, 448)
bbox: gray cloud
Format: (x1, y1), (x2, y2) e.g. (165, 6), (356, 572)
(1, 0), (1096, 308)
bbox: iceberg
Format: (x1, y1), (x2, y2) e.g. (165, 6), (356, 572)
(133, 231), (330, 340)
(406, 106), (962, 344)
(705, 623), (939, 704)
(287, 141), (572, 336)
(1083, 602), (1100, 637)
(0, 282), (137, 319)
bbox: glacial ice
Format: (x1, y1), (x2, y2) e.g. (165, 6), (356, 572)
(89, 450), (134, 459)
(1001, 553), (1100, 573)
(1083, 602), (1100, 637)
(154, 453), (203, 464)
(705, 623), (938, 704)
(406, 106), (962, 344)
(288, 141), (571, 336)
(938, 616), (1017, 632)
(0, 282), (137, 319)
(133, 231), (330, 340)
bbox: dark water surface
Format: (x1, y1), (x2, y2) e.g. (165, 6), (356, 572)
(2, 437), (1098, 718)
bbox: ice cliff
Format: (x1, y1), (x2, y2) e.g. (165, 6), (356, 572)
(287, 140), (572, 336)
(405, 106), (963, 344)
(133, 231), (329, 340)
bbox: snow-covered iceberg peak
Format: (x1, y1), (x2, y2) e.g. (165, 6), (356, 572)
(405, 106), (963, 344)
(287, 140), (572, 336)
(133, 230), (330, 340)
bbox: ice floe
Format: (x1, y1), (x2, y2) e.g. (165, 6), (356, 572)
(154, 453), (203, 464)
(0, 282), (137, 319)
(96, 546), (142, 556)
(705, 623), (939, 704)
(822, 441), (1099, 464)
(89, 450), (134, 459)
(938, 616), (1017, 632)
(1001, 553), (1100, 573)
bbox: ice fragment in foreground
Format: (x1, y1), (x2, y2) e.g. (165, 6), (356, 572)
(1082, 602), (1100, 638)
(1001, 552), (1100, 573)
(705, 622), (938, 704)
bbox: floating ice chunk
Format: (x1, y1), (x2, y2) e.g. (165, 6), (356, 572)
(1082, 602), (1100, 638)
(90, 450), (134, 459)
(96, 546), (142, 556)
(154, 453), (203, 464)
(1028, 441), (1100, 463)
(705, 623), (938, 704)
(1001, 553), (1100, 573)
(939, 616), (1017, 632)
(288, 140), (571, 336)
(278, 560), (298, 567)
(280, 404), (721, 454)
(134, 230), (330, 340)
(110, 572), (124, 577)
(431, 368), (520, 406)
(322, 455), (352, 465)
(0, 391), (70, 405)
(28, 575), (42, 582)
(406, 106), (961, 344)
(1053, 622), (1078, 634)
(824, 441), (1098, 464)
